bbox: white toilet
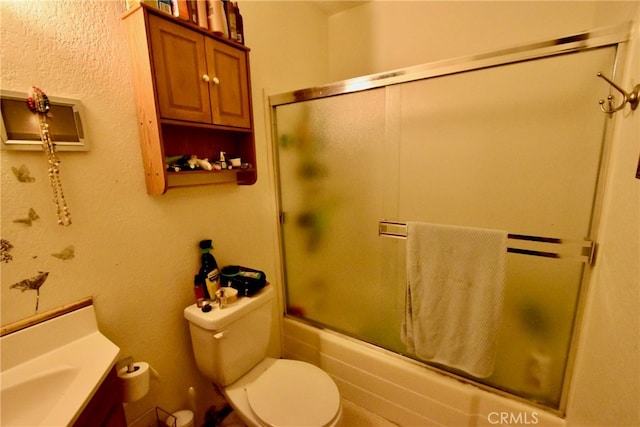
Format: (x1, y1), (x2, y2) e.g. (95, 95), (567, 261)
(184, 285), (342, 427)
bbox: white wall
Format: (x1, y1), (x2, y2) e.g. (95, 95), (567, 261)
(328, 1), (604, 81)
(0, 0), (328, 422)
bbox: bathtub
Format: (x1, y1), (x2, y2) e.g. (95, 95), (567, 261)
(282, 318), (567, 427)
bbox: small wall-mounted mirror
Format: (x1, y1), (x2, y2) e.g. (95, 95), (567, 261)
(1, 90), (89, 151)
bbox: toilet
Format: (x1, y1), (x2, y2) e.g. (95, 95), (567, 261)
(184, 285), (342, 427)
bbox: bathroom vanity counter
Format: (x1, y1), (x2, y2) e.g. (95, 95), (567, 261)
(1, 299), (122, 426)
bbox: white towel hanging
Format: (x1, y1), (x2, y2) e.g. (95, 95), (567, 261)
(401, 222), (507, 378)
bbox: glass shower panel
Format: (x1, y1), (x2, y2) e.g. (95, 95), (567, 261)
(275, 88), (392, 341)
(390, 47), (615, 407)
(274, 44), (617, 410)
(394, 49), (614, 236)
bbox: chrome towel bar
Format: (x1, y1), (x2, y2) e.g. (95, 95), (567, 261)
(378, 221), (596, 265)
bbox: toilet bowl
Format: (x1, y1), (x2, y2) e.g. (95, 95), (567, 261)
(184, 285), (342, 427)
(224, 358), (342, 427)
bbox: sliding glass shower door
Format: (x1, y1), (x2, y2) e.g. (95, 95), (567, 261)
(272, 40), (619, 410)
(276, 87), (390, 341)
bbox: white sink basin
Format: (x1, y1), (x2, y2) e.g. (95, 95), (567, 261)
(2, 365), (80, 425)
(1, 303), (120, 426)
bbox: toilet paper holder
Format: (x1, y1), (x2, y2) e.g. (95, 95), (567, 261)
(117, 355), (160, 378)
(118, 355), (139, 374)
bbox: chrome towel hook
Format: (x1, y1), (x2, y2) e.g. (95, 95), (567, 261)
(597, 72), (640, 114)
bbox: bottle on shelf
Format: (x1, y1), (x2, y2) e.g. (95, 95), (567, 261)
(224, 0), (237, 41)
(234, 2), (244, 44)
(196, 0), (209, 29)
(219, 151), (228, 169)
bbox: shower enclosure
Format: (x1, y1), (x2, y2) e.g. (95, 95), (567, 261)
(270, 24), (629, 411)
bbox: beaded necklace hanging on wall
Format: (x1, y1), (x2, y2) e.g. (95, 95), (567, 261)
(27, 86), (72, 226)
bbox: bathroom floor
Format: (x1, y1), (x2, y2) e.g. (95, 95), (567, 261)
(219, 399), (398, 427)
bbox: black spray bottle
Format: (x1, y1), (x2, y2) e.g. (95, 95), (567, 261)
(199, 239), (220, 300)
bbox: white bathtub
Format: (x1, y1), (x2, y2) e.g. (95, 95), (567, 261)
(282, 318), (567, 427)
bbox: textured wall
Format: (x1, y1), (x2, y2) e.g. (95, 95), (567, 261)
(0, 0), (227, 420)
(1, 2), (143, 321)
(0, 0), (329, 422)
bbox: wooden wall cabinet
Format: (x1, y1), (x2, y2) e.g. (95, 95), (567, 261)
(123, 4), (257, 195)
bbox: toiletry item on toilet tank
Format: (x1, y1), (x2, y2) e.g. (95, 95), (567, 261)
(194, 274), (205, 307)
(199, 239), (220, 300)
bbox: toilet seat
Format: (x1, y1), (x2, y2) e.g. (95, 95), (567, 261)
(245, 359), (341, 427)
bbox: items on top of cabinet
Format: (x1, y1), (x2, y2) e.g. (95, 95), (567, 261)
(171, 0), (190, 20)
(235, 2), (244, 44)
(126, 0), (172, 14)
(207, 0), (228, 37)
(196, 0), (208, 30)
(225, 1), (237, 42)
(208, 0), (244, 44)
(126, 0), (244, 44)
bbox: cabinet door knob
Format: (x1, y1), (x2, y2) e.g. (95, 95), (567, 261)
(202, 74), (210, 83)
(213, 76), (220, 85)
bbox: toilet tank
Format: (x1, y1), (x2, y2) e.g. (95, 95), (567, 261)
(184, 285), (274, 386)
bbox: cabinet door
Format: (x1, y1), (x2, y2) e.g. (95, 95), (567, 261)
(204, 38), (251, 128)
(73, 368), (126, 427)
(148, 14), (212, 123)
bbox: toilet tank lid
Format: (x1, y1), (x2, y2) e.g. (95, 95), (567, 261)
(184, 285), (273, 331)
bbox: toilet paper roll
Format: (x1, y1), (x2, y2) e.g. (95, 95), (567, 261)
(117, 362), (151, 403)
